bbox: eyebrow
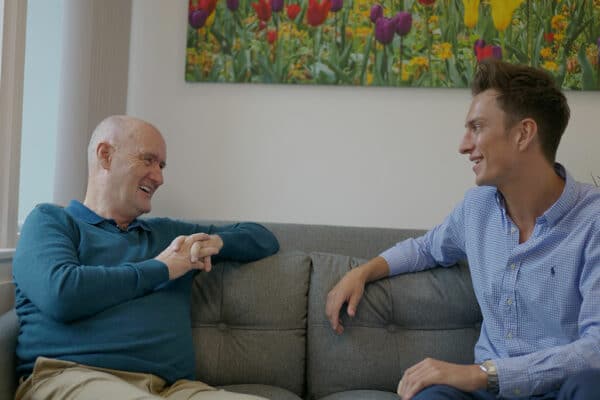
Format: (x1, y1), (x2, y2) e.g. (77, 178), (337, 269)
(465, 118), (483, 129)
(141, 152), (167, 169)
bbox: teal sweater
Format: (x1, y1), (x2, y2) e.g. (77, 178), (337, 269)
(13, 201), (279, 383)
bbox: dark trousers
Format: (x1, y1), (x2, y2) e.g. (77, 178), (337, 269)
(412, 370), (600, 400)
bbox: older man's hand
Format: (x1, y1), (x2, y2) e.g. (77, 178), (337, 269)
(155, 233), (222, 279)
(189, 234), (223, 272)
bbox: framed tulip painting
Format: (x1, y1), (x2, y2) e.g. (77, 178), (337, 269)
(185, 0), (600, 90)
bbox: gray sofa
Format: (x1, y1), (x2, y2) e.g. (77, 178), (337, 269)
(0, 222), (482, 400)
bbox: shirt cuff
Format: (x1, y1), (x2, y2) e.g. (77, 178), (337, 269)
(495, 357), (532, 398)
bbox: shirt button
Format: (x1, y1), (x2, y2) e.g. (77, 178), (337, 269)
(510, 263), (517, 270)
(510, 227), (517, 233)
(507, 298), (513, 305)
(507, 331), (513, 339)
(514, 389), (521, 395)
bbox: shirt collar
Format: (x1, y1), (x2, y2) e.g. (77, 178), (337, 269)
(542, 163), (578, 226)
(494, 163), (577, 227)
(65, 200), (151, 231)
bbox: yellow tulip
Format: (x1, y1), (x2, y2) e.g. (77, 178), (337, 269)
(205, 10), (216, 28)
(489, 0), (524, 32)
(462, 0), (480, 29)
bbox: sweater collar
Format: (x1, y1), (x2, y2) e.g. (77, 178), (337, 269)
(65, 200), (151, 231)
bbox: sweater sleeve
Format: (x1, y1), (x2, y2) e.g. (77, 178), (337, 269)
(205, 222), (280, 262)
(13, 205), (169, 323)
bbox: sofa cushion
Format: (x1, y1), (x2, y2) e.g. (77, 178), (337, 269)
(0, 309), (18, 399)
(307, 252), (482, 399)
(318, 390), (400, 400)
(191, 252), (310, 397)
(220, 384), (303, 400)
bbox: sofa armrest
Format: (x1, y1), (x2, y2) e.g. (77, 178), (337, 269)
(0, 309), (19, 400)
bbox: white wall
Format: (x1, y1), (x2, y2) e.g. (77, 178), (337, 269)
(127, 0), (600, 230)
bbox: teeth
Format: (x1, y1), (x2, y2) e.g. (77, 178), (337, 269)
(139, 186), (151, 194)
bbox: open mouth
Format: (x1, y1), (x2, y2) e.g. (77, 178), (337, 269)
(139, 185), (153, 195)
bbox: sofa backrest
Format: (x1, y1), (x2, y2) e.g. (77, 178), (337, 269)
(189, 222), (482, 399)
(307, 252), (481, 399)
(191, 252), (311, 397)
(263, 222), (426, 260)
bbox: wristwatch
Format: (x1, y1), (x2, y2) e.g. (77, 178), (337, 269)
(479, 360), (499, 394)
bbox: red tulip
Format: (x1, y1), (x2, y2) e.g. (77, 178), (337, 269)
(287, 4), (301, 19)
(267, 30), (278, 44)
(252, 0), (272, 21)
(418, 0), (436, 5)
(544, 32), (554, 43)
(475, 44), (502, 62)
(198, 0), (217, 15)
(306, 0), (331, 27)
(258, 20), (267, 30)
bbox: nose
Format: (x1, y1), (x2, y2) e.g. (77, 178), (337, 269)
(150, 164), (164, 186)
(459, 130), (474, 155)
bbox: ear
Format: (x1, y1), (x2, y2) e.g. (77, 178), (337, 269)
(96, 142), (114, 170)
(515, 118), (538, 152)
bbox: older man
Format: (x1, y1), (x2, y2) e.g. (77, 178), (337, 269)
(13, 116), (279, 399)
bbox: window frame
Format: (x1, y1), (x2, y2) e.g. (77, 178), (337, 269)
(0, 0), (27, 249)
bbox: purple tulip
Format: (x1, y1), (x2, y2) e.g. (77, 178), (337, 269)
(189, 9), (208, 29)
(370, 4), (383, 24)
(331, 0), (343, 12)
(375, 17), (396, 45)
(393, 11), (412, 36)
(227, 0), (240, 11)
(491, 45), (502, 60)
(271, 0), (284, 12)
(473, 38), (485, 55)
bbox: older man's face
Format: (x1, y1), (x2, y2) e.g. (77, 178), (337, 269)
(107, 125), (167, 221)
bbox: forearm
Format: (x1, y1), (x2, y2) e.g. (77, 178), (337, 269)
(354, 256), (390, 284)
(209, 222), (279, 262)
(15, 254), (168, 322)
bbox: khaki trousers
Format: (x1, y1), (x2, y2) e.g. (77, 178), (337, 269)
(15, 357), (267, 400)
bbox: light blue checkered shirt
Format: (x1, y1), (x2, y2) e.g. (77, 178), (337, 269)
(381, 164), (600, 398)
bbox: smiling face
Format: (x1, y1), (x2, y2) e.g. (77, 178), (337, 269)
(459, 89), (520, 189)
(105, 123), (167, 223)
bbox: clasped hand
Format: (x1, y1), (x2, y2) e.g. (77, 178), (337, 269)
(155, 233), (224, 280)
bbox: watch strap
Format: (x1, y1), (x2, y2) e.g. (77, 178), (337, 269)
(480, 360), (499, 394)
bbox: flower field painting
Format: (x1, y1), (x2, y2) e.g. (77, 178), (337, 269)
(186, 0), (600, 90)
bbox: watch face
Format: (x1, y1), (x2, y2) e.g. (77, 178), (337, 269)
(483, 360), (497, 374)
